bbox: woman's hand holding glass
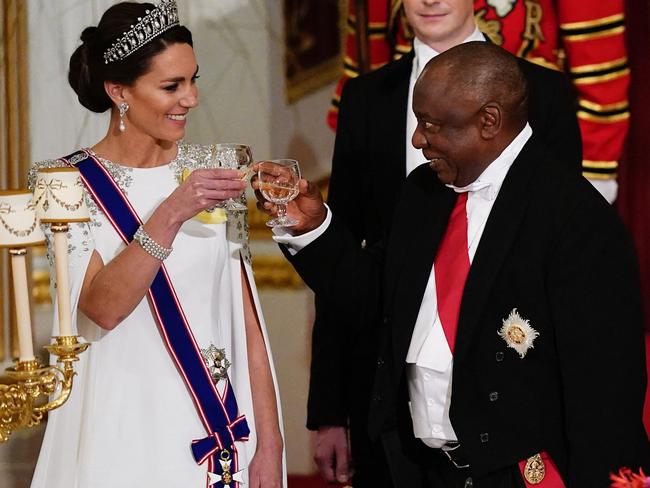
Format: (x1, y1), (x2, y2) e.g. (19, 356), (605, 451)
(165, 168), (247, 224)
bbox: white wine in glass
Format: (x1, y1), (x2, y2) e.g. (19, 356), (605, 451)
(258, 159), (301, 228)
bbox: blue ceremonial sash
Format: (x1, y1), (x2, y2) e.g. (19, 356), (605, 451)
(62, 149), (250, 486)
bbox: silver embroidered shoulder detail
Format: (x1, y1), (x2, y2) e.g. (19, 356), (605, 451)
(169, 142), (213, 182)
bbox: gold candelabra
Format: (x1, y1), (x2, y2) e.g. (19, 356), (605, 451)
(0, 336), (89, 442)
(0, 171), (91, 442)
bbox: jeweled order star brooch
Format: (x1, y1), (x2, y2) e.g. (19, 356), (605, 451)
(200, 343), (231, 383)
(497, 308), (539, 358)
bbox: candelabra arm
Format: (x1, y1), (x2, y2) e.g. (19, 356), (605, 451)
(0, 336), (89, 443)
(32, 363), (73, 416)
(38, 335), (89, 415)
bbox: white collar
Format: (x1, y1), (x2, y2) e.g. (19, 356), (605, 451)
(413, 26), (486, 76)
(448, 123), (533, 199)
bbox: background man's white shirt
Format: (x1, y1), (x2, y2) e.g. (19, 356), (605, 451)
(406, 28), (486, 176)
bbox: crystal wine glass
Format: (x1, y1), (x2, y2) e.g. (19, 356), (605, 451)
(213, 143), (253, 211)
(257, 159), (301, 228)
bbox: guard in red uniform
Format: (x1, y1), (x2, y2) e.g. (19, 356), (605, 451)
(328, 0), (629, 201)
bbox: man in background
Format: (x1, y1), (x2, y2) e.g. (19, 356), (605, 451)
(328, 0), (629, 202)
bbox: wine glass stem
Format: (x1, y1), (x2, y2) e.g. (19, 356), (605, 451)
(276, 203), (287, 221)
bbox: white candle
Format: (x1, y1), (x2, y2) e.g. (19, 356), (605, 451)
(53, 228), (73, 336)
(10, 250), (35, 361)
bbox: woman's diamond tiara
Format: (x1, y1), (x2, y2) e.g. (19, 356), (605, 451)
(103, 0), (180, 64)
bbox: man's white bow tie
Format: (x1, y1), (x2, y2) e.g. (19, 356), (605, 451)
(447, 180), (494, 197)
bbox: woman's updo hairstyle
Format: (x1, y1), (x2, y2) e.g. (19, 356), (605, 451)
(68, 2), (193, 113)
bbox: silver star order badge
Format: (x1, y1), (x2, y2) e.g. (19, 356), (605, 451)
(200, 344), (231, 383)
(497, 308), (539, 358)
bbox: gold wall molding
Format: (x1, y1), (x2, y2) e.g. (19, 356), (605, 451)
(252, 255), (304, 289)
(1, 0), (31, 361)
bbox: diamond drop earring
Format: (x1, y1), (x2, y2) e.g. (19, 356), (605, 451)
(118, 102), (129, 132)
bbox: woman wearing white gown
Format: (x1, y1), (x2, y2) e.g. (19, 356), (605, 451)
(30, 2), (284, 487)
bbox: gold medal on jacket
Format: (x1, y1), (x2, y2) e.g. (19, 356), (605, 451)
(524, 453), (545, 484)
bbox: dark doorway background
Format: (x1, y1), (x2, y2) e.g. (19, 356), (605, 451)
(619, 0), (650, 330)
